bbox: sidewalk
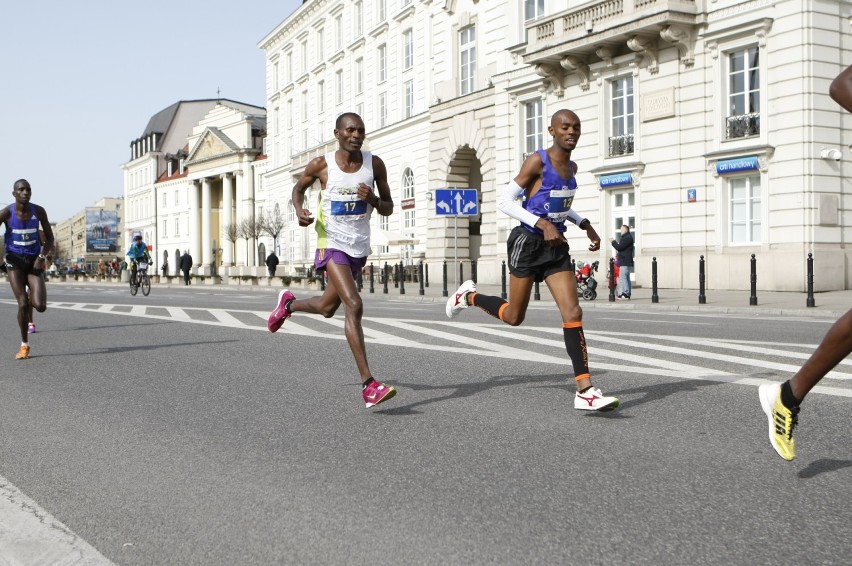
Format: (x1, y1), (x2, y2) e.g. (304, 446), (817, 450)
(44, 275), (851, 319)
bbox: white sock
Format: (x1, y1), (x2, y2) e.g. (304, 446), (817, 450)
(21, 342), (28, 347)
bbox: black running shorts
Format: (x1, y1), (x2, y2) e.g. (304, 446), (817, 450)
(4, 252), (42, 275)
(506, 225), (573, 282)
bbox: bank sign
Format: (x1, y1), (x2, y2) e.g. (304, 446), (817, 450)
(716, 156), (759, 175)
(599, 172), (633, 188)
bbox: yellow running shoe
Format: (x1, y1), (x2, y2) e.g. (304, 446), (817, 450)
(15, 345), (30, 360)
(758, 383), (798, 461)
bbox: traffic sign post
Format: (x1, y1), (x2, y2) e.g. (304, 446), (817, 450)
(434, 188), (478, 289)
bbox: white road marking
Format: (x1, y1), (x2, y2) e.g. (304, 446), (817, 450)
(0, 473), (114, 565)
(9, 300), (851, 398)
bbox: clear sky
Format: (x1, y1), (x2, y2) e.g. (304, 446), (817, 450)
(0, 0), (302, 223)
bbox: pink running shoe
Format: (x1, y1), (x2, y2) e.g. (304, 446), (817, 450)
(27, 323), (36, 334)
(267, 289), (295, 333)
(362, 379), (397, 408)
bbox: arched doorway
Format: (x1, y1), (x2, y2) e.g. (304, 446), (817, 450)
(258, 243), (266, 267)
(446, 146), (483, 261)
(174, 248), (181, 275)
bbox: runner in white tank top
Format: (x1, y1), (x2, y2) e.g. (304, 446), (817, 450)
(267, 112), (399, 409)
(316, 150), (374, 258)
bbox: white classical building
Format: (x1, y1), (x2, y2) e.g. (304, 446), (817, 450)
(123, 99), (267, 276)
(260, 0), (850, 290)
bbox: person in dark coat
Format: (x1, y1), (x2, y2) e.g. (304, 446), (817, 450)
(610, 225), (634, 299)
(179, 251), (193, 285)
(265, 251), (279, 277)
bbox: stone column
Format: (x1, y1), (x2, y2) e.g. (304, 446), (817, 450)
(221, 172), (234, 268)
(201, 177), (212, 270)
(241, 160), (256, 267)
(189, 180), (200, 268)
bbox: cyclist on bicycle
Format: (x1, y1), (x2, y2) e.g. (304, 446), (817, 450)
(126, 232), (151, 282)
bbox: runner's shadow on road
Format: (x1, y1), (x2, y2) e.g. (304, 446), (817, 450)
(30, 339), (239, 358)
(797, 458), (852, 479)
(374, 373), (579, 416)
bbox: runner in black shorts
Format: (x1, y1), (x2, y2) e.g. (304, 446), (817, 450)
(1, 179), (54, 359)
(507, 225), (573, 282)
(446, 109), (619, 412)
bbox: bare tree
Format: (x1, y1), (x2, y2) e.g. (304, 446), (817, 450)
(223, 223), (239, 265)
(262, 203), (286, 255)
(238, 216), (266, 266)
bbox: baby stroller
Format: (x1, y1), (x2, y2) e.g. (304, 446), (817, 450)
(575, 260), (600, 301)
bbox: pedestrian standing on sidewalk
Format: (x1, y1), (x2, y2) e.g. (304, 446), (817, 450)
(611, 225), (634, 300)
(0, 179), (54, 360)
(757, 63), (852, 461)
(265, 251), (279, 278)
(179, 250), (193, 286)
(445, 109), (619, 412)
(267, 112), (398, 409)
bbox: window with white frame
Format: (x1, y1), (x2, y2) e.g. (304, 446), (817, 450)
(174, 218), (179, 236)
(356, 102), (364, 118)
(377, 44), (387, 83)
(378, 92), (387, 127)
(302, 90), (308, 122)
(525, 0), (545, 22)
(336, 70), (343, 104)
(354, 1), (363, 37)
(162, 192), (167, 207)
(301, 39), (308, 74)
(402, 168), (415, 233)
(273, 61), (279, 91)
(459, 26), (476, 95)
(162, 219), (167, 238)
(523, 98), (543, 159)
(404, 79), (414, 118)
(317, 121), (324, 143)
(317, 28), (324, 60)
(377, 0), (387, 22)
(334, 14), (342, 50)
(403, 29), (413, 70)
(726, 46), (760, 139)
(286, 52), (292, 83)
(318, 81), (325, 113)
(174, 190), (179, 206)
(611, 189), (636, 243)
(729, 174), (761, 243)
(609, 75), (634, 157)
(377, 214), (389, 255)
(355, 57), (364, 94)
(287, 99), (293, 128)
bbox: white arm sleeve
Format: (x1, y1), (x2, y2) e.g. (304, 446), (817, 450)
(566, 208), (588, 227)
(497, 180), (542, 229)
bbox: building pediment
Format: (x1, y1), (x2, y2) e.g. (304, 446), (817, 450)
(186, 127), (239, 165)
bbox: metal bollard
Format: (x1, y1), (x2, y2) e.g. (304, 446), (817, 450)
(609, 257), (616, 302)
(399, 261), (405, 295)
(698, 255), (706, 304)
(369, 263), (375, 294)
(357, 270), (363, 292)
(419, 262), (424, 296)
(320, 272), (326, 291)
(572, 259), (576, 273)
(806, 252), (815, 307)
(442, 261), (448, 297)
(394, 263), (399, 288)
(471, 260), (478, 284)
(459, 261), (464, 284)
(651, 257), (659, 303)
(425, 263), (429, 288)
(501, 260), (507, 300)
(383, 262), (389, 294)
(749, 254), (758, 306)
(534, 281), (541, 301)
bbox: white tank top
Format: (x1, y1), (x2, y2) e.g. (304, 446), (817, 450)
(316, 151), (374, 257)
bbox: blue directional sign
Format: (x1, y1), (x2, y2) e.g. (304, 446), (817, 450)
(435, 188), (479, 216)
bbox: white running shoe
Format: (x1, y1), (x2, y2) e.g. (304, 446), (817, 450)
(446, 280), (477, 319)
(574, 387), (620, 411)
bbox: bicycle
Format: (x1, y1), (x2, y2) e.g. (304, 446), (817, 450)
(130, 260), (151, 296)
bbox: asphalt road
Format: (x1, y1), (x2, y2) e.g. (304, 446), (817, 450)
(0, 284), (849, 565)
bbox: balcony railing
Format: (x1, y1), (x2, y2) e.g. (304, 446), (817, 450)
(726, 113), (760, 140)
(608, 134), (634, 157)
